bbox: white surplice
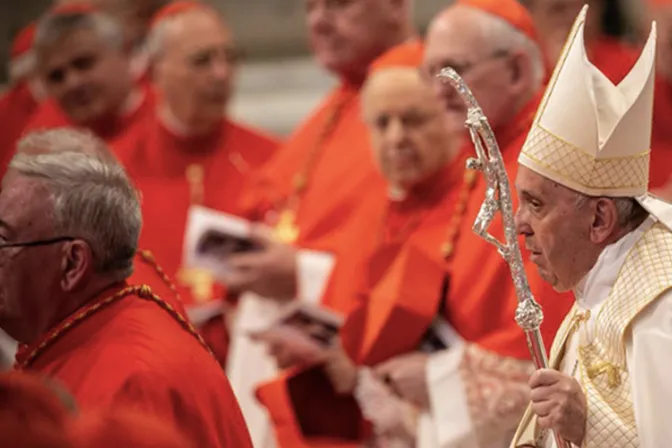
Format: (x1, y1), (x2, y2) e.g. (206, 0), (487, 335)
(540, 216), (672, 448)
(417, 342), (534, 448)
(226, 249), (335, 448)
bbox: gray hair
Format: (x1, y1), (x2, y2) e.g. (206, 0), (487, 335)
(16, 127), (118, 164)
(574, 193), (649, 229)
(144, 15), (172, 60)
(8, 146), (141, 280)
(473, 8), (545, 92)
(34, 10), (125, 54)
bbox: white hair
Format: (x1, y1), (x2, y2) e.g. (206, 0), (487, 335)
(8, 134), (141, 280)
(144, 16), (173, 61)
(472, 8), (546, 92)
(34, 10), (125, 54)
(574, 193), (648, 229)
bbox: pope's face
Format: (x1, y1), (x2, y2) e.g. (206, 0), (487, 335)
(363, 70), (457, 189)
(514, 166), (595, 292)
(0, 174), (63, 344)
(154, 10), (235, 127)
(37, 27), (133, 126)
(305, 0), (403, 78)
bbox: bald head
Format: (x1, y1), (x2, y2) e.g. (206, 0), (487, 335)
(148, 7), (235, 133)
(423, 5), (544, 134)
(363, 67), (432, 116)
(363, 67), (459, 191)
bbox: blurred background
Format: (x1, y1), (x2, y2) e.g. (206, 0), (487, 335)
(0, 0), (645, 135)
(0, 0), (446, 135)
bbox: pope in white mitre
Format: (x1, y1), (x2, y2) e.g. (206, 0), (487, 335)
(510, 4), (672, 448)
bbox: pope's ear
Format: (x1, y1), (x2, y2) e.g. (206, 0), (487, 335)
(589, 198), (619, 244)
(60, 240), (94, 292)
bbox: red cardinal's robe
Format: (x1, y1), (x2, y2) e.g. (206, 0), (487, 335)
(14, 283), (252, 448)
(118, 116), (278, 364)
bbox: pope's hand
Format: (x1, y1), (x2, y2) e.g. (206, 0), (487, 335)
(529, 368), (586, 446)
(223, 226), (297, 299)
(372, 352), (430, 409)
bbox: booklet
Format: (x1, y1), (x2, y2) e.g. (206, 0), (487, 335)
(182, 205), (262, 281)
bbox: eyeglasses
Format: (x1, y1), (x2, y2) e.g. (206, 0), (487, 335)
(422, 49), (511, 82)
(0, 236), (75, 251)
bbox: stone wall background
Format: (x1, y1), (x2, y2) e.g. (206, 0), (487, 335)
(0, 0), (451, 133)
(213, 0), (448, 58)
(0, 0), (448, 81)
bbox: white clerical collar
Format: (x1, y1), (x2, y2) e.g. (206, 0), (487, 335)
(573, 216), (655, 309)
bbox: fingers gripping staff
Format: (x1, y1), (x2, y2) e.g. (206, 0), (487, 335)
(437, 67), (570, 448)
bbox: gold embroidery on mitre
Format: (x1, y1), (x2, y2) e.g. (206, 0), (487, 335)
(520, 126), (650, 196)
(518, 4), (656, 198)
(576, 223), (672, 448)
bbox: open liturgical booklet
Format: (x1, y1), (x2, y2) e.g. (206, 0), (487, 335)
(252, 301), (462, 361)
(250, 300), (346, 360)
(183, 205), (264, 282)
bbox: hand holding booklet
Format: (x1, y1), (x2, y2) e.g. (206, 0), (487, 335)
(250, 301), (345, 365)
(183, 205), (264, 281)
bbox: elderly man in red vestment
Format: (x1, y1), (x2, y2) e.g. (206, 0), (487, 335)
(116, 1), (277, 366)
(0, 128), (186, 370)
(254, 2), (573, 447)
(0, 137), (252, 447)
(14, 127), (187, 318)
(220, 1), (418, 445)
(24, 4), (153, 148)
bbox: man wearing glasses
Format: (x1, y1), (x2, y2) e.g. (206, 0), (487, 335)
(0, 141), (252, 448)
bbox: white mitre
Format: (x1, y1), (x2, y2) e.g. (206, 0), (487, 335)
(518, 4), (672, 230)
